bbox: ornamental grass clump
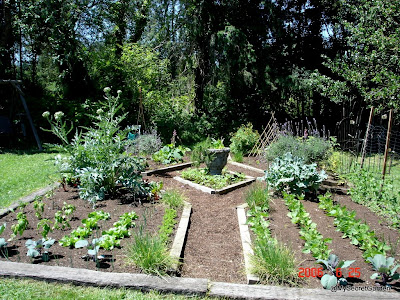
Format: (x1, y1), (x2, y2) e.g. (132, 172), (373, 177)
(42, 88), (147, 206)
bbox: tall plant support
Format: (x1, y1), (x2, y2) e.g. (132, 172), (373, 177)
(0, 79), (43, 150)
(248, 113), (279, 159)
(360, 107), (374, 169)
(382, 109), (393, 181)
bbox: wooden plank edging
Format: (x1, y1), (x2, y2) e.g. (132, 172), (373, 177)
(142, 162), (192, 176)
(228, 161), (265, 174)
(169, 201), (192, 273)
(236, 203), (260, 284)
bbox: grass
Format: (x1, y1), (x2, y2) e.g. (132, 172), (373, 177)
(0, 278), (217, 300)
(0, 150), (58, 208)
(251, 238), (301, 286)
(126, 226), (177, 276)
(244, 183), (301, 287)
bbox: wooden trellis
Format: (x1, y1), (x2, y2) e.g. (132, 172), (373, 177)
(248, 113), (279, 159)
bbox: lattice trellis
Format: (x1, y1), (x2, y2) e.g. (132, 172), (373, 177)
(248, 113), (279, 159)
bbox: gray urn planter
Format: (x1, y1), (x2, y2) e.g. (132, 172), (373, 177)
(206, 148), (230, 175)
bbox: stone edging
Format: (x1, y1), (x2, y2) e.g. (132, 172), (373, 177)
(0, 182), (60, 219)
(236, 203), (259, 284)
(169, 201), (192, 273)
(1, 261), (398, 300)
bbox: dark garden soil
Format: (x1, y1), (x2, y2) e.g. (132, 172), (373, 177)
(1, 160), (400, 291)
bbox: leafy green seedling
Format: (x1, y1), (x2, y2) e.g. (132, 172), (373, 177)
(10, 212), (29, 239)
(317, 254), (355, 289)
(367, 254), (400, 286)
(33, 197), (45, 219)
(26, 238), (56, 262)
(37, 219), (53, 239)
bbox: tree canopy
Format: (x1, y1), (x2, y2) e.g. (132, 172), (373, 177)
(1, 0), (398, 144)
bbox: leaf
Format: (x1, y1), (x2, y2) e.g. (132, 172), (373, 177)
(27, 248), (40, 258)
(370, 272), (380, 279)
(321, 274), (338, 289)
(75, 239), (89, 248)
(341, 260), (355, 269)
(0, 238), (7, 248)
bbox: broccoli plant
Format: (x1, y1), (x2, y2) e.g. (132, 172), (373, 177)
(75, 238), (105, 267)
(317, 254), (355, 289)
(26, 238), (56, 262)
(0, 223), (7, 256)
(367, 254), (400, 286)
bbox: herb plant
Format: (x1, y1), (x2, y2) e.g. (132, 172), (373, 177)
(190, 137), (225, 166)
(367, 254), (400, 286)
(317, 254), (355, 289)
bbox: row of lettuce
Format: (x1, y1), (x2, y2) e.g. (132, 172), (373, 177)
(247, 135), (399, 289)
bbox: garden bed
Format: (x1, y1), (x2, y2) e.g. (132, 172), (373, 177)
(1, 162), (399, 292)
(0, 186), (181, 274)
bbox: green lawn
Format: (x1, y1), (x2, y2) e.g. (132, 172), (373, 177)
(0, 278), (216, 300)
(0, 151), (58, 208)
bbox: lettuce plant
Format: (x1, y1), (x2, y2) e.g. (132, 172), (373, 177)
(317, 254), (355, 289)
(264, 152), (327, 195)
(152, 144), (190, 164)
(368, 254), (400, 286)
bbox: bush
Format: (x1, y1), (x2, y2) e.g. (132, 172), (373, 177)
(264, 152), (327, 195)
(229, 123), (259, 155)
(129, 129), (162, 155)
(43, 88), (147, 206)
(152, 144), (190, 164)
(190, 137), (224, 166)
(265, 135), (333, 164)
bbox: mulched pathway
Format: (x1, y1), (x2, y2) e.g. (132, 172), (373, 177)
(1, 159), (400, 291)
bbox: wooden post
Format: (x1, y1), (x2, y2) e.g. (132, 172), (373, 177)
(11, 82), (43, 151)
(360, 107), (374, 168)
(382, 109), (393, 181)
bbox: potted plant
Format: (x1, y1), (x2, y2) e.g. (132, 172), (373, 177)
(191, 138), (230, 175)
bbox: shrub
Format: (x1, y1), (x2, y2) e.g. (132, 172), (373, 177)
(43, 88), (147, 206)
(190, 137), (225, 166)
(130, 129), (162, 155)
(265, 135), (333, 164)
(152, 144), (190, 164)
(229, 123), (259, 156)
(264, 152), (327, 195)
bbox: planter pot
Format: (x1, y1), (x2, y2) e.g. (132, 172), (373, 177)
(206, 148), (230, 175)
